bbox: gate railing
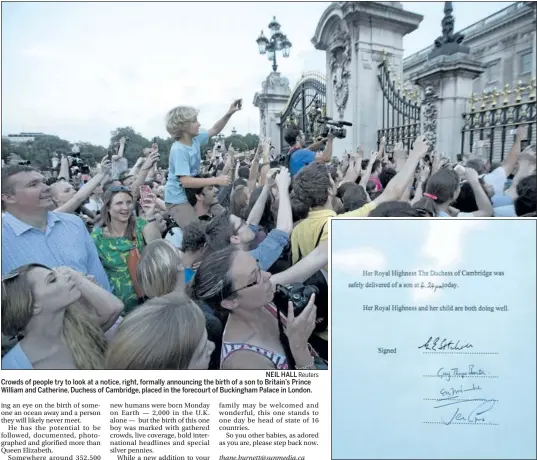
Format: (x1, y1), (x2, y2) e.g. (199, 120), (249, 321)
(461, 78), (536, 162)
(377, 55), (421, 154)
(279, 71), (326, 154)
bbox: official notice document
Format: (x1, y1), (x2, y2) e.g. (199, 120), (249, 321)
(330, 218), (536, 460)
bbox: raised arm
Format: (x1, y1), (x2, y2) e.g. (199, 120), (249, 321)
(271, 240), (329, 286)
(55, 158), (112, 214)
(464, 168), (493, 217)
(58, 155), (70, 180)
(315, 133), (334, 164)
(130, 151), (159, 202)
(56, 267), (122, 331)
(359, 151), (377, 187)
(246, 181), (271, 225)
(506, 146), (536, 200)
(207, 100), (241, 138)
(274, 168), (293, 234)
(374, 135), (428, 205)
(248, 146), (261, 192)
(257, 138), (271, 187)
(140, 193), (163, 243)
(502, 125), (526, 177)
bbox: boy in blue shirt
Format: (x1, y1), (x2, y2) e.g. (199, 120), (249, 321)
(165, 100), (241, 228)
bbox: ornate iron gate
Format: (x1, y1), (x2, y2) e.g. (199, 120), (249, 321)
(461, 79), (536, 163)
(377, 55), (421, 154)
(279, 72), (326, 155)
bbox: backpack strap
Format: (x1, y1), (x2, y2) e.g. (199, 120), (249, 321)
(315, 222), (327, 247)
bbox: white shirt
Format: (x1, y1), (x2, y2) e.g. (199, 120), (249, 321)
(85, 197), (103, 213)
(165, 227), (183, 248)
(484, 167), (507, 197)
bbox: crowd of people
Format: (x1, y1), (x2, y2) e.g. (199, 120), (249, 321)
(1, 97), (535, 370)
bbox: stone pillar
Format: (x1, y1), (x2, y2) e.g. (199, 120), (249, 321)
(312, 2), (422, 157)
(253, 72), (291, 156)
(411, 54), (484, 160)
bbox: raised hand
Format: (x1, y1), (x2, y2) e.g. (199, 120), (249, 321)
(419, 163), (431, 182)
(285, 294), (317, 350)
(228, 99), (242, 115)
(275, 167), (291, 189)
(140, 192), (157, 218)
(516, 125), (528, 141)
(142, 151), (160, 171)
(261, 137), (271, 156)
(100, 156), (112, 174)
(394, 141), (405, 157)
(411, 135), (428, 157)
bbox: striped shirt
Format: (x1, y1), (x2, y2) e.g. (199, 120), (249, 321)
(2, 211), (111, 291)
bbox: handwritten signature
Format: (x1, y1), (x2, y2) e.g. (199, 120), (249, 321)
(439, 383), (482, 399)
(418, 336), (474, 351)
(434, 398), (497, 425)
(437, 365), (486, 381)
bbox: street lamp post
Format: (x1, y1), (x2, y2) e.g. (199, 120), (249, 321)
(256, 17), (292, 72)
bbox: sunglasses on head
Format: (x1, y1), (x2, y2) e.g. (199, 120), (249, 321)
(2, 270), (20, 283)
(108, 185), (131, 193)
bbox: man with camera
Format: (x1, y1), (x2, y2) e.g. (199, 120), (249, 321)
(284, 126), (334, 177)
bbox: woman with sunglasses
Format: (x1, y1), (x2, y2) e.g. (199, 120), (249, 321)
(91, 186), (162, 314)
(1, 264), (122, 369)
(189, 246), (319, 370)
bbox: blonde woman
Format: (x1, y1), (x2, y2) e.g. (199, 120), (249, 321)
(164, 101), (242, 229)
(1, 264), (123, 369)
(105, 294), (214, 370)
(136, 239), (186, 298)
(136, 240), (223, 369)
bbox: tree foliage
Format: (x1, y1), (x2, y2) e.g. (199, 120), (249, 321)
(2, 129), (260, 170)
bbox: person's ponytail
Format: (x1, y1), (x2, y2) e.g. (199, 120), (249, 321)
(413, 193), (438, 216)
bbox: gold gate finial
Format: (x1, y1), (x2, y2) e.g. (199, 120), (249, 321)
(529, 77), (535, 100)
(490, 87), (501, 107)
(515, 81), (523, 102)
(502, 84), (511, 105)
(470, 92), (478, 112)
(480, 89), (488, 109)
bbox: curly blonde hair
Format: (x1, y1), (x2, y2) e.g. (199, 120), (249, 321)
(165, 106), (199, 139)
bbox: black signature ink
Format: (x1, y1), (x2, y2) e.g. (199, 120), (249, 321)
(435, 399), (497, 425)
(418, 336), (474, 351)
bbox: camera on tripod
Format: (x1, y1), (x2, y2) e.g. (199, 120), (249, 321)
(318, 116), (352, 139)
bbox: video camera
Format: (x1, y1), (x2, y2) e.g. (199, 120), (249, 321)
(318, 116), (352, 139)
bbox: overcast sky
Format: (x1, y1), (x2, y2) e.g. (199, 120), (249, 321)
(2, 1), (514, 147)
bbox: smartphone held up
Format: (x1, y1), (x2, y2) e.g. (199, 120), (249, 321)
(140, 185), (152, 203)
